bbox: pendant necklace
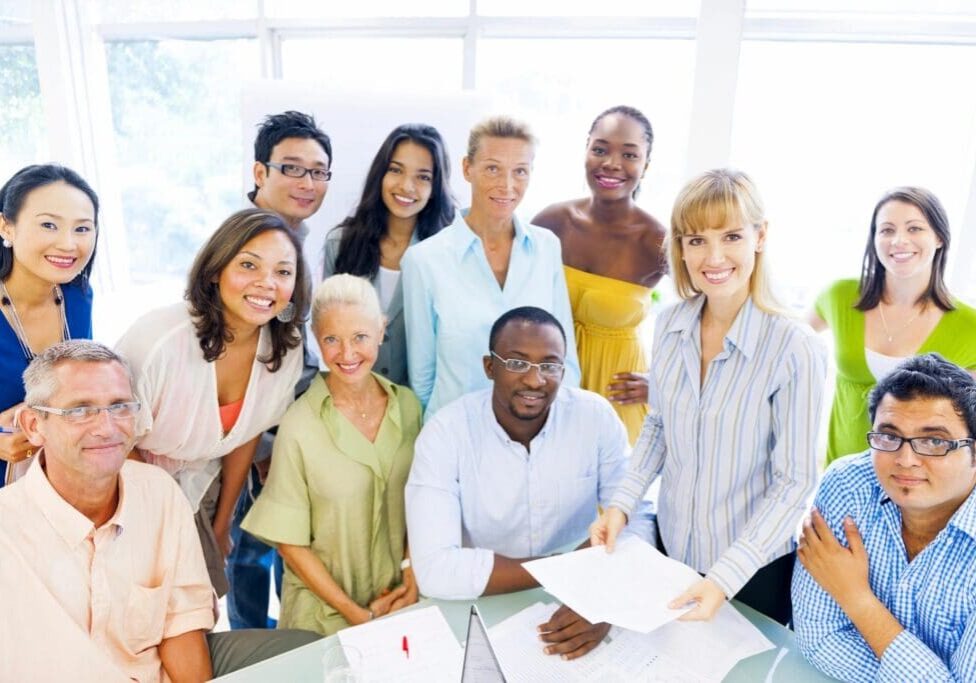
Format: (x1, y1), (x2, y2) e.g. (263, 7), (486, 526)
(878, 302), (921, 343)
(0, 280), (70, 360)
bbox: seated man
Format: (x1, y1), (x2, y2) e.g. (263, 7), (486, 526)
(406, 306), (651, 661)
(792, 353), (976, 681)
(0, 341), (318, 682)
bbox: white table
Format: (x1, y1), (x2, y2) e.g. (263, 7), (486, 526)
(215, 587), (833, 681)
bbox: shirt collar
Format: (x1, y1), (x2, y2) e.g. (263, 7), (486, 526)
(665, 295), (763, 360)
(312, 371), (403, 432)
(22, 451), (127, 547)
(482, 386), (562, 448)
(248, 196), (309, 244)
(449, 209), (533, 259)
(947, 483), (976, 542)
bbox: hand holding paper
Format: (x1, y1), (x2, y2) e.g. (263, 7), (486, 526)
(588, 506), (627, 552)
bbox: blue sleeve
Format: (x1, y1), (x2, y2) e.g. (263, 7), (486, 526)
(402, 249), (437, 409)
(405, 415), (494, 600)
(550, 249), (580, 386)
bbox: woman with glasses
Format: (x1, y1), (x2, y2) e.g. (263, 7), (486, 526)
(533, 106), (667, 444)
(242, 274), (422, 635)
(808, 187), (976, 465)
(402, 115), (580, 419)
(323, 124), (455, 386)
(116, 208), (310, 595)
(0, 165), (99, 486)
(590, 169), (827, 626)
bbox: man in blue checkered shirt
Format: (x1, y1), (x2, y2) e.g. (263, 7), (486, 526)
(792, 353), (976, 682)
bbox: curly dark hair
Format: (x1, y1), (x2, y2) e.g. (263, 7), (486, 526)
(185, 208), (311, 372)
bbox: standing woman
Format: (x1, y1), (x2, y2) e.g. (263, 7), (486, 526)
(323, 123), (455, 385)
(116, 208), (310, 595)
(0, 165), (98, 485)
(402, 115), (580, 418)
(243, 274), (422, 635)
(810, 187), (976, 465)
(534, 106), (667, 443)
(590, 169), (827, 626)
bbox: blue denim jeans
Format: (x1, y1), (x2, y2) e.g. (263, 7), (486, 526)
(226, 464), (283, 630)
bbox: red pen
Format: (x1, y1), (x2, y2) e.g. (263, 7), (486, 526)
(402, 635), (410, 659)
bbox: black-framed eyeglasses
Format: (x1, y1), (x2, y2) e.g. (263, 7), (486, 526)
(867, 431), (975, 457)
(490, 351), (564, 378)
(31, 401), (142, 424)
(264, 162), (332, 182)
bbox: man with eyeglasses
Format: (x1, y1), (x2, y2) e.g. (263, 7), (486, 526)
(792, 353), (976, 682)
(0, 340), (318, 681)
(406, 306), (652, 661)
(230, 110), (333, 631)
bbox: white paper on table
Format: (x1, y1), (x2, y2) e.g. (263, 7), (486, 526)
(488, 602), (705, 682)
(336, 605), (463, 682)
(522, 535), (699, 633)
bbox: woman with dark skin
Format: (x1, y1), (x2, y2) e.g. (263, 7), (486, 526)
(534, 106), (666, 443)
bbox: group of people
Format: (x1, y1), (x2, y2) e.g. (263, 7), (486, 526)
(0, 104), (974, 682)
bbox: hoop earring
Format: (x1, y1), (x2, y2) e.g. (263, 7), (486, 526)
(276, 301), (295, 323)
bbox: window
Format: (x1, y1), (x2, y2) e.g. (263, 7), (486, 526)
(730, 40), (976, 309)
(0, 44), (47, 182)
(92, 0), (258, 22)
(266, 0), (466, 18)
(104, 39), (259, 289)
(476, 38), (697, 223)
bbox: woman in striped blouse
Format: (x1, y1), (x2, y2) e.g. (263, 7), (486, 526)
(590, 168), (827, 625)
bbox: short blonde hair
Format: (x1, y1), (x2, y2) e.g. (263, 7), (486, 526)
(466, 115), (537, 160)
(668, 168), (782, 314)
(311, 274), (383, 331)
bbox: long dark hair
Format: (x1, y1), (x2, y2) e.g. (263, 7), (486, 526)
(0, 164), (100, 286)
(185, 208), (311, 372)
(855, 186), (954, 312)
(332, 123), (455, 279)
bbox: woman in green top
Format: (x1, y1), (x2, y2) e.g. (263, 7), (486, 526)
(242, 274), (422, 635)
(810, 187), (976, 464)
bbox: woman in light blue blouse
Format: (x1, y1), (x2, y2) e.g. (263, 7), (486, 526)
(591, 168), (827, 626)
(401, 115), (580, 419)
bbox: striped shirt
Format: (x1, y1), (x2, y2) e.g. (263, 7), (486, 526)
(609, 295), (827, 596)
(792, 451), (976, 682)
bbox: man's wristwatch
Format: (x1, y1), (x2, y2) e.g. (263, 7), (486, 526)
(400, 558), (411, 571)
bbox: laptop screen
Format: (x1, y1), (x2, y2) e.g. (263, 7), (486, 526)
(460, 605), (507, 682)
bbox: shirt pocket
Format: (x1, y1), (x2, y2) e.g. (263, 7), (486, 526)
(124, 584), (168, 654)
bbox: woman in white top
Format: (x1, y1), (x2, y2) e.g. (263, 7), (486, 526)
(116, 208), (311, 595)
(322, 124), (455, 386)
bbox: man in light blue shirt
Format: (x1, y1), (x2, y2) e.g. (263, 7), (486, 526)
(406, 306), (647, 661)
(792, 353), (976, 682)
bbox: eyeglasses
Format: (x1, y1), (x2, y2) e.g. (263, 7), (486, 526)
(32, 401), (141, 424)
(264, 162), (332, 182)
(867, 431), (975, 457)
(491, 351), (564, 378)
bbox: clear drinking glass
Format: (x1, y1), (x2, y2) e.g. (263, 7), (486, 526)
(322, 642), (363, 683)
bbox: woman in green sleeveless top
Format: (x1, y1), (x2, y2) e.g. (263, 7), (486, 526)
(809, 187), (976, 464)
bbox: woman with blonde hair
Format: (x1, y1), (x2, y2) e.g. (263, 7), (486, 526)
(402, 115), (580, 419)
(590, 169), (827, 625)
(243, 274), (423, 635)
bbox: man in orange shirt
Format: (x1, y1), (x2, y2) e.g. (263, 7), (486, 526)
(0, 340), (317, 682)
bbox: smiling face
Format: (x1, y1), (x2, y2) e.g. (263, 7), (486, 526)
(679, 217), (765, 306)
(21, 360), (136, 490)
(381, 140), (435, 223)
(484, 320), (566, 430)
(0, 181), (96, 285)
(874, 199), (942, 284)
(217, 229), (298, 334)
(315, 302), (384, 385)
(585, 113), (649, 200)
(871, 394), (976, 520)
(463, 136), (533, 222)
(252, 136), (331, 227)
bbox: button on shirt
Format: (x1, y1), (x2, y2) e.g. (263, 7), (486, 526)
(610, 296), (827, 597)
(0, 456), (216, 682)
(401, 211), (581, 419)
(406, 386), (648, 600)
(792, 451), (976, 682)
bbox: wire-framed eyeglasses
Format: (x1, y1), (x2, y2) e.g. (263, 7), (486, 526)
(490, 351), (564, 378)
(31, 401), (142, 424)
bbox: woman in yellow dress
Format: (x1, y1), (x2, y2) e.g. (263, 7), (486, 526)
(534, 106), (666, 442)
